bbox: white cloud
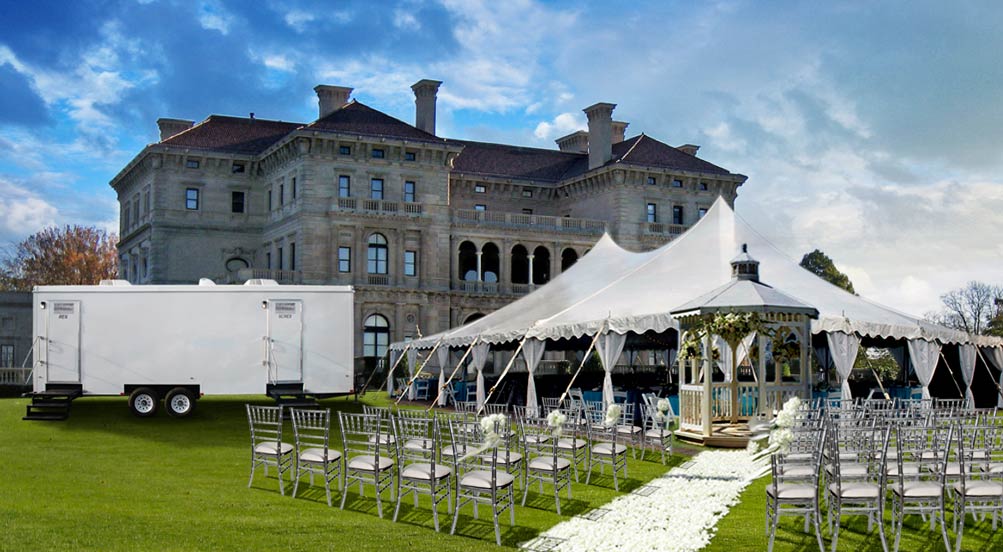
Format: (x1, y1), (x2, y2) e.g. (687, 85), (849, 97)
(0, 179), (59, 243)
(262, 54), (295, 72)
(533, 112), (585, 140)
(393, 9), (420, 30)
(198, 1), (233, 35)
(283, 9), (315, 32)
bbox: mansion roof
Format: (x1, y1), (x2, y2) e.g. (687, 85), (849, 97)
(157, 100), (739, 183)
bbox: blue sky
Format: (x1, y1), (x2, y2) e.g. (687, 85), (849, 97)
(1, 0), (1001, 316)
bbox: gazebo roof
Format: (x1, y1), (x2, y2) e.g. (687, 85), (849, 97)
(669, 278), (819, 318)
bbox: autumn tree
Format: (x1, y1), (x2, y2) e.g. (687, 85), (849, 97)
(927, 281), (1003, 336)
(799, 249), (856, 294)
(0, 225), (118, 291)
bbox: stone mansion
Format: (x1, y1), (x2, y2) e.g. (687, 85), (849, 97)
(110, 80), (746, 365)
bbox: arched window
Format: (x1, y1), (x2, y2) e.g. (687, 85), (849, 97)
(367, 233), (388, 274)
(561, 248), (578, 272)
(225, 257), (249, 273)
(363, 314), (390, 358)
(481, 242), (500, 283)
(511, 245), (529, 284)
(458, 241), (478, 281)
(533, 246), (551, 285)
(464, 313), (486, 324)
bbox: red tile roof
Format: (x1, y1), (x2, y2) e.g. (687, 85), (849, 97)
(160, 115), (301, 154)
(305, 101), (443, 143)
(612, 135), (733, 175)
(449, 139), (585, 183)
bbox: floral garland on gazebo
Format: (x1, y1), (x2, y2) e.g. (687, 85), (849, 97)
(678, 311), (772, 361)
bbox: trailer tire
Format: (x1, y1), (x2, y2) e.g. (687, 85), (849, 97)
(165, 387), (196, 418)
(129, 387), (159, 417)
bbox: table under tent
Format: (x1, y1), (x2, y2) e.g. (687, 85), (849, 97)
(388, 197), (1003, 447)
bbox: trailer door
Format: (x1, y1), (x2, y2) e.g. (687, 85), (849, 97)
(266, 300), (303, 383)
(45, 301), (81, 383)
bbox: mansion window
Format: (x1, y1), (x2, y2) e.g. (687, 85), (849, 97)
(403, 181), (415, 202)
(289, 242), (296, 271)
(122, 205), (130, 230)
(647, 176), (656, 185)
(339, 145), (351, 155)
(186, 159), (200, 169)
(671, 179), (683, 188)
(339, 175), (351, 198)
(371, 148), (385, 159)
(522, 189), (533, 198)
(646, 203), (657, 223)
(367, 233), (388, 274)
(277, 246), (284, 270)
(672, 205), (684, 225)
(338, 247), (351, 273)
(185, 188), (200, 210)
(279, 184), (285, 205)
(363, 314), (389, 358)
(404, 250), (417, 277)
(522, 208), (533, 215)
(291, 177), (297, 200)
(370, 178), (384, 200)
(1, 344), (15, 367)
(474, 185), (486, 193)
(698, 207), (708, 219)
(404, 151), (416, 161)
(699, 182), (708, 191)
(231, 191), (245, 213)
(266, 252), (271, 269)
(133, 197), (140, 226)
(232, 162), (245, 173)
(474, 204), (486, 211)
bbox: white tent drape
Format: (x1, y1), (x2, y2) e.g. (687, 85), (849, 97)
(596, 332), (627, 407)
(908, 339), (941, 400)
(436, 347), (450, 407)
(667, 348), (677, 384)
(959, 344), (977, 409)
(714, 333), (755, 382)
(982, 346), (1003, 407)
(521, 338), (547, 417)
(406, 348), (418, 400)
(827, 331), (860, 399)
(388, 349), (400, 396)
(470, 342), (490, 409)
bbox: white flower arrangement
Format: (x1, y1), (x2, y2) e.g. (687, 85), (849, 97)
(458, 413), (508, 462)
(653, 398), (673, 430)
(547, 410), (567, 437)
(747, 396), (803, 468)
(533, 450), (763, 551)
(604, 403), (622, 428)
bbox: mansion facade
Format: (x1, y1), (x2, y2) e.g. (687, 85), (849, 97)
(110, 80), (746, 365)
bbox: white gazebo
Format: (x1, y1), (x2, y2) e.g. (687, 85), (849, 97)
(670, 245), (818, 447)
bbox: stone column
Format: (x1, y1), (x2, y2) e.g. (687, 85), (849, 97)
(528, 254), (535, 286)
(476, 251), (483, 282)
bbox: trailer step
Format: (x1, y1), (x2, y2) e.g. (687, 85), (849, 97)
(22, 387), (81, 421)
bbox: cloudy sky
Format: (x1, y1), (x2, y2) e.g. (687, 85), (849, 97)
(1, 0), (1001, 316)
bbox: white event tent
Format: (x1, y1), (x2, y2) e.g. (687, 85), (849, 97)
(391, 197), (1003, 408)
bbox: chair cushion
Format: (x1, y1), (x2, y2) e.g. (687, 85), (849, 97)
(529, 457), (572, 472)
(893, 482), (942, 499)
(441, 444), (462, 457)
(953, 481), (1003, 497)
(347, 454), (394, 471)
(829, 482), (880, 499)
(254, 441), (293, 455)
(401, 463), (452, 480)
(525, 434), (551, 445)
(368, 434), (396, 446)
(886, 463), (919, 477)
(299, 447), (341, 463)
(826, 463), (867, 477)
(616, 425), (642, 435)
(644, 429), (668, 439)
(779, 464), (815, 478)
(459, 470), (515, 490)
(557, 438), (586, 450)
(592, 442), (628, 456)
(479, 451), (523, 465)
(403, 438), (434, 452)
(767, 483), (816, 500)
(982, 462), (1003, 474)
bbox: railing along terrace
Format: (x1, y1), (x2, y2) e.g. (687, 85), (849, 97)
(452, 209), (606, 235)
(645, 222), (687, 236)
(0, 367), (31, 386)
(335, 198), (423, 217)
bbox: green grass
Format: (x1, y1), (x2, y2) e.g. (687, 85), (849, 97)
(1, 393), (684, 551)
(708, 476), (1003, 551)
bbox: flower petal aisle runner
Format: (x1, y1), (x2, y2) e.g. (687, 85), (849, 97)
(522, 450), (764, 552)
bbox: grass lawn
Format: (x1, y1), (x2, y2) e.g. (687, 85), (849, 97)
(708, 474), (1003, 551)
(2, 393), (684, 551)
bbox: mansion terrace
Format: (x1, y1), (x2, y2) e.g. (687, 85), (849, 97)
(110, 80), (746, 366)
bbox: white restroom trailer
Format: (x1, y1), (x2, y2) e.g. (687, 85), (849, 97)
(27, 280), (354, 419)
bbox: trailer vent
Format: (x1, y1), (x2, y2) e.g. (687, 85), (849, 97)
(198, 278), (216, 286)
(99, 279), (132, 286)
(243, 279), (280, 286)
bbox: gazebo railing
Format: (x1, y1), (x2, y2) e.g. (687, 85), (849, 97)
(678, 381), (806, 433)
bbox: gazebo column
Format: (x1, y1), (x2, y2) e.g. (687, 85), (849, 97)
(730, 339), (740, 424)
(702, 332), (712, 437)
(801, 315), (812, 399)
(757, 333), (768, 416)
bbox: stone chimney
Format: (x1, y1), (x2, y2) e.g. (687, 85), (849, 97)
(678, 144), (700, 156)
(584, 102), (616, 170)
(611, 121), (629, 144)
(314, 85), (353, 119)
(555, 130), (589, 153)
(157, 118), (194, 141)
(411, 79), (442, 135)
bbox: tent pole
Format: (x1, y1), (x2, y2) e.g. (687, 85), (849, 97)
(975, 346), (1003, 403)
(427, 338), (479, 412)
(938, 350), (965, 399)
(395, 338), (444, 406)
(478, 336), (528, 415)
(558, 321), (608, 406)
(376, 344), (411, 397)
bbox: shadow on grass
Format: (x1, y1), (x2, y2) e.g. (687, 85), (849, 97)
(583, 472), (643, 493)
(520, 491), (590, 517)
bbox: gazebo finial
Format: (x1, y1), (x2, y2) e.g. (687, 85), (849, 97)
(731, 243), (760, 282)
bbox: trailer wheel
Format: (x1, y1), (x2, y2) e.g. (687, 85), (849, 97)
(129, 387), (159, 417)
(165, 387), (196, 418)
